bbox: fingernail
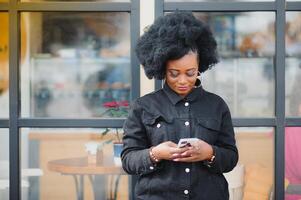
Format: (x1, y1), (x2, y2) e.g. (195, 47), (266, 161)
(173, 159), (179, 161)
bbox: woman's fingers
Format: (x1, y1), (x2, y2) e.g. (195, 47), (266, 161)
(173, 155), (197, 162)
(165, 141), (178, 147)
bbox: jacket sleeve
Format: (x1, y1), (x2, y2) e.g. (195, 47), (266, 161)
(205, 105), (239, 174)
(121, 99), (161, 175)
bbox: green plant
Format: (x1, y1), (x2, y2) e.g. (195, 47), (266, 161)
(99, 127), (123, 144)
(101, 100), (129, 117)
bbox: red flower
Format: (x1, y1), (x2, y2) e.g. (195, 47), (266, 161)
(118, 100), (129, 107)
(103, 101), (119, 108)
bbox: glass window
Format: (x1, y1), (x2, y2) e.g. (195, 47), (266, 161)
(225, 127), (274, 200)
(20, 12), (131, 118)
(165, 0), (274, 2)
(21, 128), (129, 200)
(21, 0), (129, 2)
(286, 12), (301, 117)
(0, 13), (9, 118)
(0, 129), (9, 200)
(285, 127), (301, 199)
(191, 12), (275, 117)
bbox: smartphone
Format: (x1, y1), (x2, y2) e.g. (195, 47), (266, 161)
(177, 138), (199, 148)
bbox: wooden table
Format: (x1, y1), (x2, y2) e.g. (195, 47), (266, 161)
(48, 156), (126, 200)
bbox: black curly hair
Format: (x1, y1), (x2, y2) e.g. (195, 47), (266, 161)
(135, 11), (219, 80)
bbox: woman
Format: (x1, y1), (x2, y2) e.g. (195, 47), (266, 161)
(121, 12), (238, 200)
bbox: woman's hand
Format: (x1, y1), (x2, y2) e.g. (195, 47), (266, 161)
(152, 141), (189, 161)
(173, 139), (213, 162)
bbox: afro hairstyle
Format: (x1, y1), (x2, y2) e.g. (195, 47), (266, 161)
(135, 11), (219, 80)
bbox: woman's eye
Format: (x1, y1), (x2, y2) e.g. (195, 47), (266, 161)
(186, 71), (196, 77)
(169, 72), (179, 77)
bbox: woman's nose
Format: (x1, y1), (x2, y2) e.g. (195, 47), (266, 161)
(178, 75), (188, 84)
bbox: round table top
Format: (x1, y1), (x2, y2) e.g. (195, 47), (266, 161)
(48, 156), (126, 175)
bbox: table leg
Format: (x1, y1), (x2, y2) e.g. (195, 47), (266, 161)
(113, 175), (121, 200)
(72, 175), (84, 200)
(89, 175), (107, 200)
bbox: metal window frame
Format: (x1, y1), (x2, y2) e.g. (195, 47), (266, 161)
(0, 0), (140, 199)
(154, 0), (301, 200)
(1, 0), (301, 199)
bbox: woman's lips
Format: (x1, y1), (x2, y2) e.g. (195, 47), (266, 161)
(178, 86), (188, 91)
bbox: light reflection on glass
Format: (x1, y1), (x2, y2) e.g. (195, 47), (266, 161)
(21, 0), (129, 2)
(0, 129), (9, 200)
(196, 12), (275, 117)
(286, 13), (301, 117)
(21, 12), (131, 118)
(165, 0), (274, 2)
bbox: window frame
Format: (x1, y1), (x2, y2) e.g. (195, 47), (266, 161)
(155, 0), (301, 199)
(0, 0), (140, 199)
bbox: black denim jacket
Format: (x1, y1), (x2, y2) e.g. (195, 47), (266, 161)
(121, 84), (238, 200)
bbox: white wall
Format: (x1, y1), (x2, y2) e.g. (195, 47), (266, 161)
(139, 0), (155, 96)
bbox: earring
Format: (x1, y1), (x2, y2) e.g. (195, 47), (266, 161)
(195, 71), (202, 88)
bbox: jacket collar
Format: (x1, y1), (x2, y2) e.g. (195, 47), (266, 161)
(163, 83), (204, 105)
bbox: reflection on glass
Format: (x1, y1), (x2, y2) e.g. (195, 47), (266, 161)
(191, 12), (275, 117)
(22, 0), (129, 2)
(286, 12), (301, 57)
(165, 0), (274, 2)
(226, 127), (274, 200)
(285, 127), (301, 199)
(191, 12), (275, 58)
(286, 13), (301, 117)
(286, 59), (301, 117)
(21, 12), (131, 118)
(0, 13), (9, 118)
(21, 128), (129, 200)
(203, 58), (274, 117)
(0, 129), (9, 200)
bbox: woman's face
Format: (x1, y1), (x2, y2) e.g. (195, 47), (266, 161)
(165, 52), (199, 97)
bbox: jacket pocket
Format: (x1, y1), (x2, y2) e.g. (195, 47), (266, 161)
(195, 118), (221, 144)
(142, 112), (174, 145)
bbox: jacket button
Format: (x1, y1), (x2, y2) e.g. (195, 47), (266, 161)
(185, 168), (190, 173)
(184, 102), (189, 107)
(184, 121), (189, 126)
(184, 190), (189, 194)
(156, 123), (161, 128)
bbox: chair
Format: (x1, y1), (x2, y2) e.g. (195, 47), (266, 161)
(224, 164), (245, 200)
